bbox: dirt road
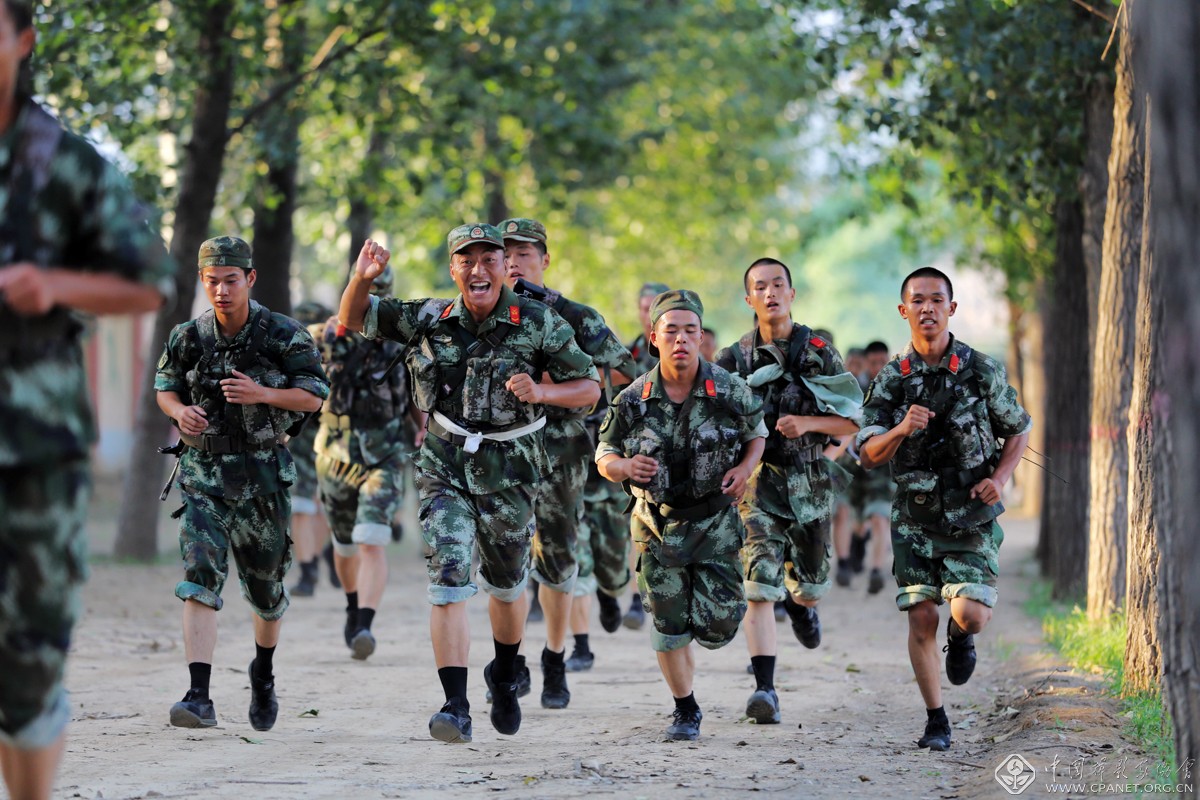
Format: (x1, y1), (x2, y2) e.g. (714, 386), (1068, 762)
(55, 513), (1144, 800)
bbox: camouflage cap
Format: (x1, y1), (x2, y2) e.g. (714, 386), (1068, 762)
(447, 222), (503, 255)
(649, 289), (703, 327)
(293, 300), (333, 326)
(639, 281), (670, 299)
(500, 217), (547, 244)
(198, 235), (252, 270)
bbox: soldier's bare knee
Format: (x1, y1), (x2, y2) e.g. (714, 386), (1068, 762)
(953, 600), (991, 633)
(907, 601), (940, 640)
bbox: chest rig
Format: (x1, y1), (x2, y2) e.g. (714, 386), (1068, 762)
(321, 321), (408, 428)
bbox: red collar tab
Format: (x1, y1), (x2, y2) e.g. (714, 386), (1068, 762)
(948, 353), (961, 374)
(642, 381), (653, 400)
(704, 378), (717, 398)
(335, 323), (347, 338)
(809, 335), (826, 348)
(899, 358), (912, 376)
(439, 304), (454, 320)
(631, 346), (641, 359)
(508, 305), (521, 324)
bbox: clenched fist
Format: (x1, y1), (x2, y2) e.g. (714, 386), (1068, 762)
(506, 372), (544, 404)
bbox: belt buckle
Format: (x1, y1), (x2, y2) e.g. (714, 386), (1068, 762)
(914, 493), (927, 505)
(206, 435), (233, 454)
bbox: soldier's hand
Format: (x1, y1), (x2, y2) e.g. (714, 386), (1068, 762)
(900, 404), (935, 436)
(506, 373), (544, 404)
(775, 415), (810, 440)
(220, 369), (267, 405)
(175, 405), (208, 436)
(413, 427), (427, 448)
(970, 477), (1003, 506)
(355, 239), (390, 281)
(0, 263), (55, 316)
(720, 465), (751, 499)
(625, 454), (659, 484)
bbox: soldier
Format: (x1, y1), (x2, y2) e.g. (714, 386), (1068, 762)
(858, 339), (897, 595)
(311, 266), (422, 660)
(0, 3), (172, 794)
(621, 280), (669, 629)
(845, 347), (868, 392)
(716, 258), (862, 726)
(154, 236), (329, 733)
(499, 217), (636, 681)
(700, 327), (719, 363)
(597, 290), (766, 741)
(858, 267), (1030, 751)
(338, 227), (598, 743)
(288, 300), (334, 598)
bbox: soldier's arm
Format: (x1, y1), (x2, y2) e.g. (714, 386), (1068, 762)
(857, 365), (931, 470)
(338, 239), (389, 332)
(971, 360), (1033, 504)
(971, 430), (1030, 506)
(517, 306), (599, 407)
(218, 374), (324, 413)
(0, 266), (163, 316)
(157, 390), (207, 436)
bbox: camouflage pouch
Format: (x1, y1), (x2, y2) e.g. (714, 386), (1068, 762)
(406, 335), (439, 413)
(240, 368), (290, 446)
(903, 487), (944, 527)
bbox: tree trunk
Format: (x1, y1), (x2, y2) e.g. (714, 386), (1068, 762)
(1081, 73), (1114, 356)
(1039, 200), (1091, 600)
(251, 1), (305, 317)
(1087, 0), (1144, 620)
(113, 0), (237, 560)
(346, 127), (387, 271)
(1143, 0), (1200, 774)
(1122, 95), (1159, 697)
(1009, 298), (1043, 520)
(483, 118), (508, 223)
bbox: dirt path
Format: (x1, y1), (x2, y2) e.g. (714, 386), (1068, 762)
(55, 513), (1146, 800)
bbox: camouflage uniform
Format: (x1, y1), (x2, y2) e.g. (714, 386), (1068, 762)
(716, 325), (862, 603)
(577, 427), (633, 598)
(0, 98), (173, 748)
(155, 284), (329, 621)
(311, 313), (409, 555)
(363, 225), (597, 606)
(854, 456), (896, 521)
(596, 359), (767, 652)
(856, 335), (1032, 611)
(834, 450), (863, 526)
(287, 301), (332, 515)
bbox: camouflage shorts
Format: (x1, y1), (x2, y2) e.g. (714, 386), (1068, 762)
(316, 453), (403, 555)
(637, 546), (746, 653)
(575, 493), (631, 597)
(740, 504), (832, 604)
(531, 418), (588, 592)
(0, 461), (88, 749)
(417, 469), (535, 606)
(175, 487), (292, 621)
(288, 426), (320, 515)
(891, 512), (1004, 611)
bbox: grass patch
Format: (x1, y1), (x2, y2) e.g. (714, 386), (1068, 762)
(1024, 579), (1176, 773)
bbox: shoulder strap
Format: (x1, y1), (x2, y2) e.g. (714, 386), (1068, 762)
(732, 332), (754, 377)
(234, 308), (270, 372)
(787, 324), (813, 374)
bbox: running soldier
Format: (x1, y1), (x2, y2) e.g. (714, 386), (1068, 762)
(312, 266), (421, 660)
(857, 339), (896, 594)
(0, 4), (172, 794)
(597, 290), (766, 741)
(338, 228), (598, 743)
(155, 236), (328, 733)
(499, 217), (636, 679)
(858, 267), (1030, 751)
(716, 258), (862, 726)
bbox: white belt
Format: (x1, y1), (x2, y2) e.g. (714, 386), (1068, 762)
(431, 411), (547, 454)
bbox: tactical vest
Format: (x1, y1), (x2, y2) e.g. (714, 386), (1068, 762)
(730, 324), (830, 465)
(321, 320), (408, 428)
(404, 296), (545, 429)
(183, 306), (301, 451)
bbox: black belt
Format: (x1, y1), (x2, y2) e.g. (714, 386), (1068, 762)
(179, 432), (283, 454)
(761, 443), (824, 468)
(937, 462), (994, 490)
(648, 492), (735, 522)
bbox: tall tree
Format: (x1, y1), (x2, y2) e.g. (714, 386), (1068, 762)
(1143, 0), (1199, 771)
(1087, 0), (1145, 619)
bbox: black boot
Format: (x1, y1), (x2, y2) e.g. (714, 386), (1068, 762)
(540, 647), (570, 709)
(783, 594), (821, 649)
(323, 542), (341, 589)
(429, 697), (473, 743)
(917, 708), (952, 751)
(597, 591), (622, 633)
(247, 660), (278, 732)
(943, 617), (977, 685)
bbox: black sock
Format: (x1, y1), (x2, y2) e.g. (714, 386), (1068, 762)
(438, 666), (468, 704)
(597, 591), (619, 611)
(948, 617), (968, 641)
(253, 644), (275, 681)
(188, 662), (211, 697)
(543, 645), (565, 665)
(927, 705), (948, 723)
(493, 640), (521, 683)
(573, 634), (591, 655)
(345, 591), (358, 613)
(750, 655), (776, 691)
(674, 692), (700, 714)
(838, 557), (851, 569)
(630, 592), (642, 606)
(357, 608), (376, 631)
(301, 559), (318, 580)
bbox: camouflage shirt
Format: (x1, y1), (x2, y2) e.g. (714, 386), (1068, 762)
(596, 361), (767, 559)
(627, 332), (658, 377)
(856, 335), (1032, 529)
(310, 317), (409, 466)
(0, 99), (175, 467)
(364, 284), (598, 494)
(154, 301), (329, 499)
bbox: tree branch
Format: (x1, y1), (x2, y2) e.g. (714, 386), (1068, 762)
(225, 23), (388, 141)
(1071, 0), (1115, 25)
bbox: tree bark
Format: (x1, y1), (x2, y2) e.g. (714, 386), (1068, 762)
(1143, 0), (1199, 774)
(1122, 95), (1159, 697)
(1039, 200), (1091, 600)
(113, 0), (237, 560)
(1009, 298), (1043, 520)
(1087, 0), (1144, 620)
(1081, 73), (1114, 355)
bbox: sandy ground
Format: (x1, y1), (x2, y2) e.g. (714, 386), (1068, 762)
(51, 483), (1149, 800)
